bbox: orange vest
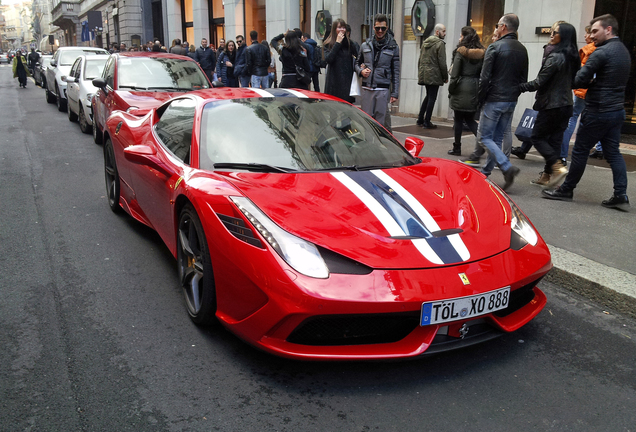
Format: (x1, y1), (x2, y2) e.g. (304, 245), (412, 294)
(573, 43), (596, 99)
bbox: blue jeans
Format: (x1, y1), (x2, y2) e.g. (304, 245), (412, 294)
(561, 109), (627, 196)
(251, 75), (269, 89)
(561, 95), (602, 157)
(239, 75), (251, 88)
(480, 101), (516, 176)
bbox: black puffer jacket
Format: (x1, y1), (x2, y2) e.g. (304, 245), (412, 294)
(573, 37), (631, 112)
(245, 41), (271, 77)
(448, 48), (484, 112)
(478, 33), (528, 104)
(519, 51), (574, 110)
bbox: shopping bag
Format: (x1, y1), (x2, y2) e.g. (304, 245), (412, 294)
(350, 72), (361, 97)
(514, 108), (537, 142)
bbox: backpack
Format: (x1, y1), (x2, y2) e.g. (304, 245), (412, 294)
(312, 45), (322, 71)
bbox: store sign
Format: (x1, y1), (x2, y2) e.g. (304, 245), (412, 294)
(535, 27), (552, 35)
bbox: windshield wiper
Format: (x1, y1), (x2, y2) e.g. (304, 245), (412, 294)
(145, 86), (191, 91)
(118, 85), (149, 90)
(213, 163), (294, 173)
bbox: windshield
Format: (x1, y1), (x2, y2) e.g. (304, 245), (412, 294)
(41, 57), (51, 67)
(117, 57), (210, 90)
(84, 58), (108, 80)
(199, 98), (418, 172)
(59, 50), (107, 66)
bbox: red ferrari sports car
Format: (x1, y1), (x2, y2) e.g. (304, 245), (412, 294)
(91, 52), (211, 145)
(102, 87), (551, 360)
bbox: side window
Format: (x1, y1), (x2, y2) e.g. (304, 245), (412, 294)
(104, 57), (115, 88)
(52, 50), (59, 65)
(69, 58), (80, 79)
(75, 59), (83, 79)
(154, 98), (196, 164)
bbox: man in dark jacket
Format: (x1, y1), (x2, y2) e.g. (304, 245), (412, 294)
(233, 35), (250, 88)
(477, 13), (528, 190)
(245, 30), (271, 89)
(302, 33), (320, 92)
(543, 14), (631, 211)
(27, 48), (39, 75)
(417, 24), (447, 129)
(194, 38), (216, 83)
(356, 14), (400, 129)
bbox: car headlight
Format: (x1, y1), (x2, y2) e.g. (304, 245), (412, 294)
(230, 196), (329, 278)
(486, 179), (538, 249)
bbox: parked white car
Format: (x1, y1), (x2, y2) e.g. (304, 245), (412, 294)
(45, 46), (108, 112)
(65, 54), (109, 134)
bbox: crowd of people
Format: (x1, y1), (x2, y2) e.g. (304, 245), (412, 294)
(12, 12), (630, 210)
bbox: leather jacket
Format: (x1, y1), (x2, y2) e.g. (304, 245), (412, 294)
(519, 51), (573, 110)
(574, 37), (631, 112)
(478, 33), (528, 104)
(245, 41), (271, 77)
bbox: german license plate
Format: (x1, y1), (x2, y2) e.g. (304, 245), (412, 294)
(420, 287), (510, 326)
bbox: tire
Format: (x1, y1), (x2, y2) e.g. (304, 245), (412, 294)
(56, 84), (66, 112)
(93, 114), (103, 144)
(177, 204), (217, 325)
(103, 139), (121, 213)
(79, 105), (92, 134)
(45, 85), (55, 104)
(67, 100), (78, 122)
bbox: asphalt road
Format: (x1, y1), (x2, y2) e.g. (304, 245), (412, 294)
(1, 69), (635, 432)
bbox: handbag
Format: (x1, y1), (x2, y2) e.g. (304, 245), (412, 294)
(350, 72), (361, 97)
(295, 64), (312, 85)
(514, 108), (538, 142)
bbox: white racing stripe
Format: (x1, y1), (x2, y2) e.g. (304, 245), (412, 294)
(372, 170), (470, 261)
(249, 88), (274, 98)
(280, 88), (308, 98)
(331, 172), (444, 265)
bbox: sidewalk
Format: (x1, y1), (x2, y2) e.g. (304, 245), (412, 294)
(389, 113), (636, 319)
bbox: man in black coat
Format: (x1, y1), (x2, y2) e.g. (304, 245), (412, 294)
(194, 38), (216, 83)
(543, 14), (631, 211)
(245, 30), (271, 89)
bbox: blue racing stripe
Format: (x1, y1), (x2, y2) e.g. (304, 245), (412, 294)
(345, 171), (463, 264)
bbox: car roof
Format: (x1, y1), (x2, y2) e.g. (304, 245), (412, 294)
(56, 46), (108, 52)
(115, 52), (198, 61)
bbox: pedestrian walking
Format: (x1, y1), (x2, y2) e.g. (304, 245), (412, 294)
(301, 33), (321, 92)
(417, 23), (448, 129)
(27, 48), (39, 75)
(271, 30), (311, 90)
(233, 35), (251, 88)
(170, 38), (187, 56)
(356, 14), (400, 128)
(322, 18), (358, 103)
(245, 30), (271, 89)
(13, 50), (30, 88)
(216, 40), (238, 87)
(475, 13), (528, 190)
(447, 26), (484, 156)
(543, 14), (631, 211)
(519, 23), (579, 187)
(194, 38), (217, 83)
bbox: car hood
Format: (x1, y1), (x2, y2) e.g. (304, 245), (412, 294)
(217, 159), (520, 269)
(114, 90), (184, 114)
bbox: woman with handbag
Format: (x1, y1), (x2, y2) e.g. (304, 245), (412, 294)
(447, 26), (485, 156)
(519, 22), (580, 187)
(322, 19), (358, 103)
(271, 30), (311, 90)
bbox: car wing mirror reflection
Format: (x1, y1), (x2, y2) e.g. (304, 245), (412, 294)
(404, 136), (424, 157)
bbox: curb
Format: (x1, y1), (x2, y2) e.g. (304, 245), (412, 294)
(545, 244), (636, 320)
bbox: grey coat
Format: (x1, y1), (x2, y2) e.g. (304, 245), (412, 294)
(355, 34), (400, 99)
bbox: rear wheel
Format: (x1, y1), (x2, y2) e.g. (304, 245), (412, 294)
(92, 114), (103, 144)
(178, 204), (217, 325)
(103, 139), (121, 213)
(67, 100), (78, 122)
(79, 106), (91, 134)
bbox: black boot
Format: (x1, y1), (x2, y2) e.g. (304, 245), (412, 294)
(447, 143), (461, 156)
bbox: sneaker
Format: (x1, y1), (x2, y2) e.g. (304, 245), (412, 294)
(601, 195), (630, 212)
(542, 186), (573, 201)
(511, 147), (526, 160)
(531, 172), (551, 186)
(461, 156), (481, 166)
(561, 158), (567, 167)
(502, 166), (520, 191)
(547, 163), (568, 187)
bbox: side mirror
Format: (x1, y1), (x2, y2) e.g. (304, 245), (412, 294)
(404, 136), (424, 157)
(50, 60), (57, 67)
(92, 77), (107, 89)
(124, 145), (171, 176)
(62, 76), (76, 83)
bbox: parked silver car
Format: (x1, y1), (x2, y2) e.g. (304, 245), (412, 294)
(64, 54), (109, 134)
(45, 46), (108, 112)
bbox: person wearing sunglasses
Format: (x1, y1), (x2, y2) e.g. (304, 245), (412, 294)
(355, 14), (400, 130)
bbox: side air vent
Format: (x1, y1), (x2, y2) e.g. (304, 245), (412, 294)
(217, 214), (263, 248)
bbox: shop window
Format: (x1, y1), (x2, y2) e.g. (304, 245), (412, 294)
(467, 0), (504, 46)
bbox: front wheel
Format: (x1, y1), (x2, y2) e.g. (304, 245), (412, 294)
(178, 204), (217, 325)
(56, 84), (66, 112)
(103, 139), (121, 213)
(92, 114), (103, 144)
(67, 100), (78, 122)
